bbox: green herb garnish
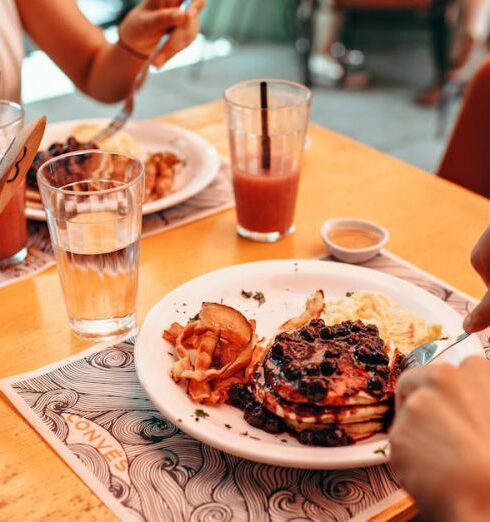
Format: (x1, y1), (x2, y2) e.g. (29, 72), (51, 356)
(346, 292), (355, 297)
(374, 443), (390, 457)
(225, 424), (232, 429)
(240, 431), (249, 436)
(280, 439), (288, 443)
(195, 409), (209, 419)
(189, 313), (200, 322)
(241, 290), (253, 298)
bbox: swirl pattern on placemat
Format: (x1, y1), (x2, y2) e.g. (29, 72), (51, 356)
(8, 252), (489, 521)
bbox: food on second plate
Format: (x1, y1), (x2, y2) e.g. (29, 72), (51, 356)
(71, 123), (144, 160)
(27, 125), (183, 204)
(164, 290), (442, 446)
(27, 136), (98, 194)
(144, 152), (181, 202)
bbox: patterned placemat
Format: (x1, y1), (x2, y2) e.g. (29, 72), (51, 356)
(0, 161), (233, 289)
(1, 251), (488, 522)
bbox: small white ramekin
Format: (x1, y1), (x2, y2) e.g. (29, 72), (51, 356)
(320, 218), (389, 264)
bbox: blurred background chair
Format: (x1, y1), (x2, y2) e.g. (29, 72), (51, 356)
(437, 57), (490, 198)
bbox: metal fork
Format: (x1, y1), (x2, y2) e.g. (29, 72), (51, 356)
(403, 332), (470, 369)
(92, 0), (192, 144)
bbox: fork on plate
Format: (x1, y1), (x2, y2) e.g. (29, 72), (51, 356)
(403, 332), (470, 369)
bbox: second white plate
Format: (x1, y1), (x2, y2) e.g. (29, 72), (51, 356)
(27, 118), (221, 221)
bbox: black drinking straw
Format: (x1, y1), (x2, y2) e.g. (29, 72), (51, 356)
(260, 81), (271, 171)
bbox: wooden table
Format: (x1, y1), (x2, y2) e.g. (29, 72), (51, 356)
(1, 101), (488, 521)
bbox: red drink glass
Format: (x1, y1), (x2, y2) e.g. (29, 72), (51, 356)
(0, 100), (26, 266)
(225, 80), (311, 242)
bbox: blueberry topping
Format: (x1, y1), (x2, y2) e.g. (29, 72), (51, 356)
(228, 383), (252, 409)
(320, 360), (337, 376)
(298, 378), (327, 402)
(304, 364), (320, 376)
(283, 366), (301, 381)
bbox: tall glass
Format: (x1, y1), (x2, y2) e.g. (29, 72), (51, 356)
(225, 79), (311, 242)
(37, 150), (144, 340)
(0, 100), (26, 266)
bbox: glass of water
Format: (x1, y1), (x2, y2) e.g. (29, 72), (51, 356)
(37, 150), (144, 340)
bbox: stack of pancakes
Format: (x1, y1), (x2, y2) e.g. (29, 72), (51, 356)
(251, 318), (400, 446)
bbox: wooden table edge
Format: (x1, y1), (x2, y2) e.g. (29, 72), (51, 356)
(370, 495), (417, 522)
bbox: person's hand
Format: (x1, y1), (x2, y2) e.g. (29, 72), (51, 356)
(390, 357), (490, 522)
(118, 0), (205, 67)
(464, 226), (490, 333)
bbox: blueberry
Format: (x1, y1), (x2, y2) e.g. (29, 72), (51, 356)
(298, 430), (316, 445)
(320, 360), (337, 376)
(366, 324), (380, 336)
(304, 364), (320, 376)
(271, 342), (284, 360)
(228, 384), (252, 409)
(367, 376), (385, 396)
(314, 426), (352, 447)
(323, 348), (340, 359)
(283, 366), (300, 381)
(244, 403), (285, 433)
(263, 415), (285, 434)
(298, 378), (327, 402)
(355, 348), (389, 366)
(244, 403), (265, 428)
(299, 327), (315, 342)
(319, 327), (333, 340)
(309, 318), (325, 329)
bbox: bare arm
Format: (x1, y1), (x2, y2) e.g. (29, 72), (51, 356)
(16, 0), (203, 103)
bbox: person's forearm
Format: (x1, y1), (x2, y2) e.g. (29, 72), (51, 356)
(16, 0), (201, 104)
(82, 42), (145, 104)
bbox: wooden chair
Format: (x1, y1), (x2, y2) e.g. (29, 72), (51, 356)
(437, 58), (490, 198)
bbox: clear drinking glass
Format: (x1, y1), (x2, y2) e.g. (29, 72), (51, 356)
(0, 100), (26, 266)
(225, 79), (311, 242)
(37, 150), (144, 340)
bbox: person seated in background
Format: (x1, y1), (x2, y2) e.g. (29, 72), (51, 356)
(309, 0), (371, 89)
(0, 0), (204, 104)
(390, 226), (490, 521)
(418, 0), (490, 105)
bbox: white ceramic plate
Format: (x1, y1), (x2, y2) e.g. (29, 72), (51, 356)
(26, 118), (221, 221)
(135, 260), (482, 470)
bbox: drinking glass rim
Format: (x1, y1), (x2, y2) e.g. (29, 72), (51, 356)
(0, 100), (24, 129)
(37, 149), (144, 196)
(224, 79), (311, 111)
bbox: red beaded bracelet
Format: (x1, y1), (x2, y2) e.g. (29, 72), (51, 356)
(117, 34), (149, 61)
